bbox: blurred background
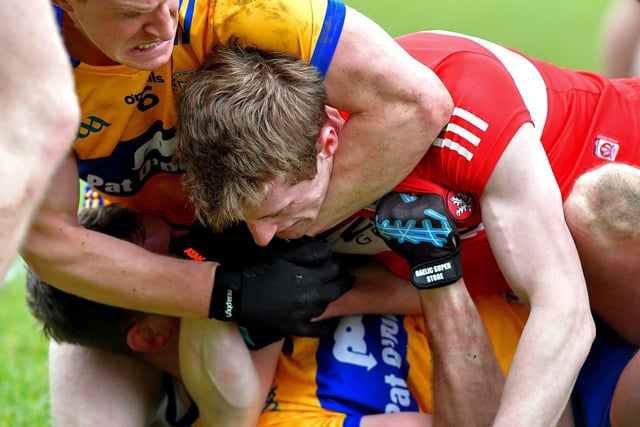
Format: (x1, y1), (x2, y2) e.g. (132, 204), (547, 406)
(0, 0), (621, 424)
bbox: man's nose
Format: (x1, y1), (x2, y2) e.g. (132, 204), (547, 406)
(247, 221), (278, 247)
(143, 2), (177, 40)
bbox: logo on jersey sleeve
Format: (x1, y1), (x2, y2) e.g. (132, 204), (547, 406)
(445, 189), (477, 223)
(593, 135), (619, 161)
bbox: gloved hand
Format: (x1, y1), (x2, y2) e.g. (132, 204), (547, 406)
(375, 188), (463, 290)
(211, 236), (351, 337)
(173, 223), (352, 338)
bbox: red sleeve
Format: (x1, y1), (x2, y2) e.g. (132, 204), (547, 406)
(401, 49), (533, 197)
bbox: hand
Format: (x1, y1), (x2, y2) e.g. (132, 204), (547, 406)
(375, 189), (463, 289)
(211, 237), (351, 337)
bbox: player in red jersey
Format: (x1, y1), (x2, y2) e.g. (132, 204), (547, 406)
(175, 34), (640, 425)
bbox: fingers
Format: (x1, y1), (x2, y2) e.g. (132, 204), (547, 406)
(278, 238), (333, 266)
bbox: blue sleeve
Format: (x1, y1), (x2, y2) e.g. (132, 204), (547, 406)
(310, 0), (346, 79)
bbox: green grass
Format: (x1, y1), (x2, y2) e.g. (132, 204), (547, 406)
(0, 259), (50, 427)
(0, 1), (615, 425)
(346, 0), (611, 72)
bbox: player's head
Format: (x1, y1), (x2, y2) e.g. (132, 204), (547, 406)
(27, 205), (180, 364)
(53, 0), (179, 70)
(175, 46), (341, 245)
(26, 270), (145, 355)
(564, 163), (640, 245)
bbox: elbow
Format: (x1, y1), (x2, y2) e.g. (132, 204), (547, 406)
(563, 295), (596, 359)
(579, 304), (597, 354)
(415, 72), (454, 135)
(20, 231), (52, 279)
(426, 83), (454, 132)
(403, 80), (453, 153)
(20, 213), (72, 279)
(531, 290), (595, 361)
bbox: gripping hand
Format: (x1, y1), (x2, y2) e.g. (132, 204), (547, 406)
(375, 190), (463, 289)
(174, 224), (352, 343)
(209, 234), (353, 337)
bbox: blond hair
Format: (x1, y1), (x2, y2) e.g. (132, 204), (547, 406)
(174, 46), (327, 231)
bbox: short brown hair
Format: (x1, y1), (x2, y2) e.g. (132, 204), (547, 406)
(565, 163), (640, 242)
(174, 46), (327, 231)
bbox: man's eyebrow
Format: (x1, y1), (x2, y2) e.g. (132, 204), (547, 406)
(110, 1), (159, 13)
(257, 204), (289, 221)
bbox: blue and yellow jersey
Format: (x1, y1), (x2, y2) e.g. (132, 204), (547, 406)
(162, 294), (526, 426)
(59, 0), (346, 224)
(258, 294), (528, 427)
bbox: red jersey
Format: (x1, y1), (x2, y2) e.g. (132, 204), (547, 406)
(328, 31), (640, 296)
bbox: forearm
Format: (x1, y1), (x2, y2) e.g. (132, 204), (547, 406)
(21, 152), (213, 317)
(482, 125), (595, 425)
(23, 217), (214, 317)
(321, 260), (421, 319)
(361, 412), (432, 427)
(421, 281), (504, 427)
(179, 319), (273, 427)
(493, 301), (594, 427)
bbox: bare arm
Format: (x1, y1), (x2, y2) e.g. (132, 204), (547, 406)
(420, 281), (504, 427)
(179, 318), (280, 427)
(600, 0), (640, 77)
(22, 153), (216, 318)
(311, 7), (453, 232)
(49, 342), (165, 427)
(361, 412), (432, 427)
(324, 259), (504, 425)
(481, 123), (595, 426)
(321, 259), (422, 318)
(0, 0), (79, 278)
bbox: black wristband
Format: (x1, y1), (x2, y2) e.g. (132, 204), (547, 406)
(410, 247), (463, 290)
(208, 266), (242, 320)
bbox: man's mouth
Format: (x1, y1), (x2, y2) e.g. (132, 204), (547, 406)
(136, 41), (160, 50)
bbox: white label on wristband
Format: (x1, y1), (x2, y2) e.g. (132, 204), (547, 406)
(414, 261), (452, 278)
(224, 289), (234, 318)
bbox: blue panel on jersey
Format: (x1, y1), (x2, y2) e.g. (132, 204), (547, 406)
(76, 120), (182, 197)
(315, 315), (418, 416)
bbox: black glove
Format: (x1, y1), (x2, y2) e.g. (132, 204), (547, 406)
(210, 236), (351, 337)
(375, 191), (463, 289)
(173, 223), (352, 337)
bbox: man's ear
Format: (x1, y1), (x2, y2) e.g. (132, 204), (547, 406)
(126, 316), (177, 352)
(318, 105), (344, 159)
(318, 126), (340, 160)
